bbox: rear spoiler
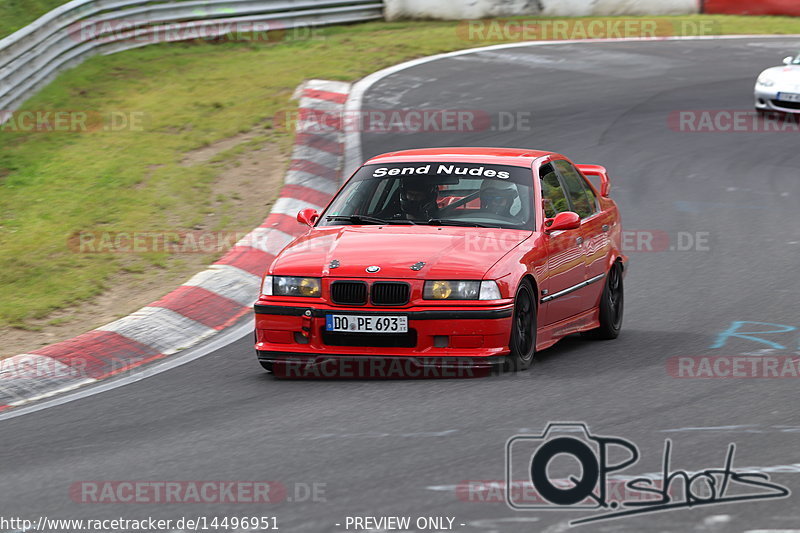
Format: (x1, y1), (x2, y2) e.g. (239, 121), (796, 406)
(576, 164), (611, 198)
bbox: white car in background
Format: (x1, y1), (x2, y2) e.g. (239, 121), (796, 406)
(755, 52), (800, 114)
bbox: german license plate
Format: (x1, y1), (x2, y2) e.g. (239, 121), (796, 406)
(325, 314), (408, 333)
(777, 92), (800, 102)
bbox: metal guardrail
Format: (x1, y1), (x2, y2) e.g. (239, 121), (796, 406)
(0, 0), (383, 117)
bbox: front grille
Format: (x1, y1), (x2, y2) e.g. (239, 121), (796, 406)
(371, 282), (410, 306)
(771, 99), (800, 110)
(330, 281), (367, 305)
(322, 329), (417, 348)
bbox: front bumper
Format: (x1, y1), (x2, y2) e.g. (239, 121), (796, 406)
(755, 87), (800, 113)
(254, 302), (514, 363)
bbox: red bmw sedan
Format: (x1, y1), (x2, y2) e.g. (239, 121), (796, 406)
(254, 147), (627, 374)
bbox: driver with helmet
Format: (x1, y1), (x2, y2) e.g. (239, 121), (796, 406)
(479, 180), (519, 218)
(396, 179), (440, 220)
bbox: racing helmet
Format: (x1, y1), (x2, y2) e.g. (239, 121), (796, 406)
(479, 180), (519, 217)
(399, 180), (438, 218)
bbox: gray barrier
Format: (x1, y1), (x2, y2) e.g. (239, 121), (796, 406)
(0, 0), (383, 119)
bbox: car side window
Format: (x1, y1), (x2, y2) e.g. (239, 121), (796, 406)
(583, 180), (597, 214)
(539, 163), (569, 219)
(554, 160), (597, 219)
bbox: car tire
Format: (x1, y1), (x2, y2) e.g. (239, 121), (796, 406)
(585, 263), (624, 340)
(505, 279), (537, 372)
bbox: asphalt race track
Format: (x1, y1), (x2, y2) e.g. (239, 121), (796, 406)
(2, 38), (800, 532)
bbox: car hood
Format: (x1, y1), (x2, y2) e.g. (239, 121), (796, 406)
(270, 225), (533, 279)
(761, 65), (800, 88)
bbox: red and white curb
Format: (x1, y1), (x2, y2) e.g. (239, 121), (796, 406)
(0, 79), (350, 411)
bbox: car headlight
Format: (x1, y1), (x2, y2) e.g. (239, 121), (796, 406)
(262, 276), (321, 297)
(423, 280), (501, 300)
(757, 74), (775, 87)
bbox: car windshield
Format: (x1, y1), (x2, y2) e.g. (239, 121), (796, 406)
(318, 162), (535, 230)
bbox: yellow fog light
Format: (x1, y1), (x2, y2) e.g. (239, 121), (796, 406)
(273, 276), (321, 297)
(431, 281), (452, 299)
(424, 280), (494, 300)
(299, 278), (321, 297)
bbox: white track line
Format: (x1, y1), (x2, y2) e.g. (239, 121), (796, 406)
(0, 319), (253, 422)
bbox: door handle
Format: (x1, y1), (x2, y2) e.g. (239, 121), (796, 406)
(576, 236), (584, 245)
(601, 224), (610, 232)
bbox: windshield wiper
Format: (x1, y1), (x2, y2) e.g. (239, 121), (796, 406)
(426, 218), (492, 228)
(326, 215), (416, 225)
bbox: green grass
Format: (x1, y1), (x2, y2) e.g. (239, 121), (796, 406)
(0, 0), (207, 38)
(0, 0), (72, 38)
(2, 15), (800, 328)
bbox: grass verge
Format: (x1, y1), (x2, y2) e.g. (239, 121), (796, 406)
(0, 0), (73, 38)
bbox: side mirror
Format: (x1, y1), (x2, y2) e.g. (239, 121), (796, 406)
(544, 211), (581, 233)
(784, 56), (794, 65)
(575, 164), (611, 197)
(297, 208), (319, 227)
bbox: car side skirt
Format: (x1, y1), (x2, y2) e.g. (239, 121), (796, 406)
(536, 307), (601, 352)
